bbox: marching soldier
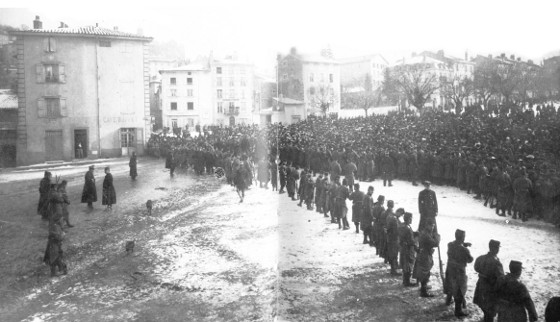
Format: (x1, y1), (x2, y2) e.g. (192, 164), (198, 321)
(413, 219), (440, 297)
(418, 181), (438, 232)
(474, 240), (504, 322)
(444, 229), (473, 318)
(496, 261), (538, 322)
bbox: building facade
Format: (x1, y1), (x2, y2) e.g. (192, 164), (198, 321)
(277, 47), (341, 118)
(340, 54), (388, 92)
(159, 56), (255, 129)
(0, 89), (17, 167)
(12, 17), (152, 165)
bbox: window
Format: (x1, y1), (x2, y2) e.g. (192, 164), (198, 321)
(309, 87), (315, 95)
(45, 64), (59, 82)
(187, 89), (193, 97)
(120, 128), (136, 147)
(329, 74), (334, 83)
(229, 78), (235, 86)
(240, 78), (246, 87)
(216, 67), (222, 74)
(310, 73), (314, 82)
(187, 72), (192, 75)
(170, 77), (176, 85)
(217, 78), (222, 86)
(187, 78), (193, 85)
(187, 102), (194, 110)
(37, 64), (65, 83)
(44, 37), (56, 52)
(170, 89), (177, 97)
(229, 89), (235, 99)
(217, 102), (223, 113)
(46, 98), (60, 117)
(217, 89), (223, 98)
(171, 119), (178, 128)
(170, 102), (177, 110)
(99, 40), (111, 47)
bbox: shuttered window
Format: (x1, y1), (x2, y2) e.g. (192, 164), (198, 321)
(37, 97), (67, 118)
(36, 63), (65, 83)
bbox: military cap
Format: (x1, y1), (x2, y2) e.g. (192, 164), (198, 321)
(422, 180), (431, 186)
(377, 195), (385, 201)
(509, 260), (523, 273)
(404, 212), (413, 220)
(489, 239), (501, 248)
(455, 229), (465, 239)
(89, 165), (95, 169)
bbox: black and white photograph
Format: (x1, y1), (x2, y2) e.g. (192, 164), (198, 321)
(1, 1), (560, 321)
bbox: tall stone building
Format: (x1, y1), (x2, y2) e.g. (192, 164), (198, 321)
(11, 16), (152, 165)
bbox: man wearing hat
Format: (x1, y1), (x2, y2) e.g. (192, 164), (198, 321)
(81, 165), (97, 209)
(444, 229), (473, 317)
(361, 186), (375, 245)
(418, 181), (438, 232)
(399, 212), (417, 287)
(412, 218), (440, 297)
(496, 260), (538, 322)
(372, 195), (386, 252)
(349, 183), (365, 234)
(474, 240), (505, 322)
(386, 207), (405, 275)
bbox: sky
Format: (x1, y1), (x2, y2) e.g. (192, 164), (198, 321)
(1, 0), (559, 76)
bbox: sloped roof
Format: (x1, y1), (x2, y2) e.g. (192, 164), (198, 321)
(339, 54), (389, 65)
(11, 26), (152, 41)
(159, 62), (209, 72)
(298, 54), (340, 64)
(0, 89), (17, 109)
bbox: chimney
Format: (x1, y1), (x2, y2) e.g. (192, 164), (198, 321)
(33, 15), (42, 29)
(500, 53), (506, 59)
(95, 23), (99, 27)
(290, 47), (297, 55)
(510, 54), (515, 60)
(517, 57), (521, 62)
(59, 22), (65, 28)
(113, 26), (118, 31)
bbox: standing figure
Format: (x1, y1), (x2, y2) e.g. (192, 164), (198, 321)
(43, 191), (67, 277)
(344, 159), (357, 193)
(304, 173), (315, 210)
(335, 178), (350, 230)
(76, 142), (84, 159)
(412, 219), (440, 297)
(372, 195), (386, 252)
(361, 186), (375, 245)
(81, 165), (97, 209)
(381, 151), (395, 187)
(234, 155), (252, 203)
(165, 150), (176, 178)
(444, 229), (473, 318)
(257, 157), (270, 189)
(38, 171), (52, 220)
(270, 159), (278, 191)
(474, 240), (504, 322)
(279, 161), (287, 194)
(349, 183), (365, 234)
(399, 212), (417, 286)
(418, 181), (438, 232)
(496, 261), (538, 322)
(59, 180), (73, 228)
(129, 152), (138, 180)
(102, 167), (117, 209)
(386, 207), (404, 275)
(512, 168), (533, 222)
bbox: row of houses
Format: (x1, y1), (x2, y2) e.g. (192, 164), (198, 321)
(1, 15), (559, 166)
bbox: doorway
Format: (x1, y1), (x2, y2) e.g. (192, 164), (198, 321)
(74, 129), (88, 159)
(45, 130), (63, 161)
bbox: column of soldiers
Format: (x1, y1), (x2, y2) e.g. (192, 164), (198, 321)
(273, 164), (544, 321)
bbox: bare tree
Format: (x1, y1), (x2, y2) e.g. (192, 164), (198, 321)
(341, 73), (379, 116)
(441, 75), (474, 113)
(309, 84), (337, 116)
(392, 64), (439, 111)
(473, 59), (498, 107)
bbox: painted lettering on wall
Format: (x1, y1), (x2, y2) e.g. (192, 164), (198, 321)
(102, 116), (139, 123)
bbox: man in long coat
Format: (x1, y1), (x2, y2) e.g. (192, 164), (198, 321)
(399, 212), (417, 286)
(474, 239), (504, 322)
(496, 261), (538, 322)
(349, 183), (365, 234)
(102, 167), (117, 209)
(372, 195), (386, 254)
(386, 206), (404, 275)
(129, 152), (138, 180)
(418, 181), (438, 232)
(444, 229), (473, 318)
(512, 169), (533, 222)
(81, 165), (97, 209)
(343, 160), (357, 193)
(361, 186), (375, 245)
(38, 171), (52, 219)
(413, 219), (440, 297)
(335, 178), (350, 230)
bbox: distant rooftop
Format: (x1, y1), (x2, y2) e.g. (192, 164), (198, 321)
(0, 89), (18, 109)
(339, 54), (389, 65)
(159, 62), (209, 73)
(11, 25), (152, 41)
(273, 97), (304, 105)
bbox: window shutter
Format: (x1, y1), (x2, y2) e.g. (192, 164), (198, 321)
(37, 98), (46, 118)
(59, 97), (67, 117)
(49, 38), (56, 52)
(135, 128), (143, 147)
(58, 64), (66, 83)
(36, 64), (45, 83)
(43, 38), (49, 52)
